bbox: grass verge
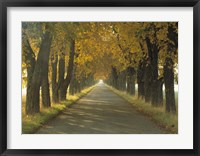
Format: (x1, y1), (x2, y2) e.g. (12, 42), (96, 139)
(106, 85), (178, 134)
(22, 85), (96, 134)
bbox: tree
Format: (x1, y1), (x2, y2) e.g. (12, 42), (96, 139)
(22, 21), (178, 115)
(59, 38), (75, 100)
(164, 23), (178, 113)
(23, 22), (52, 114)
(41, 24), (52, 108)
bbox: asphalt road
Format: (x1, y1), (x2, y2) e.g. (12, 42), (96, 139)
(36, 83), (165, 134)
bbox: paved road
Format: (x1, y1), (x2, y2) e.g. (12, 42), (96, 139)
(36, 83), (165, 134)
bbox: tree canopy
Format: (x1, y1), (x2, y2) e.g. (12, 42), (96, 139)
(22, 22), (178, 115)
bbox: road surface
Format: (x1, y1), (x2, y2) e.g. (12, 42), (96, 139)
(36, 83), (165, 134)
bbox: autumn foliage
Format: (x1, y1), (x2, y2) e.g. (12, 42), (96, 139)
(22, 22), (178, 115)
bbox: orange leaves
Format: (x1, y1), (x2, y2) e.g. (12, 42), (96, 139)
(22, 22), (178, 81)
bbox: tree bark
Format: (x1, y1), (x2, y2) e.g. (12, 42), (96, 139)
(57, 45), (66, 101)
(42, 76), (51, 108)
(126, 67), (135, 95)
(157, 77), (164, 106)
(118, 71), (126, 91)
(58, 59), (65, 100)
(69, 74), (75, 96)
(111, 67), (118, 89)
(59, 39), (75, 101)
(151, 49), (159, 106)
(26, 29), (52, 114)
(144, 60), (152, 103)
(51, 52), (59, 103)
(145, 37), (160, 106)
(23, 37), (36, 115)
(164, 24), (178, 113)
(41, 28), (52, 108)
(137, 60), (145, 99)
(164, 58), (176, 113)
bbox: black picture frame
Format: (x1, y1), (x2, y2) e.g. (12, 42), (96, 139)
(0, 0), (199, 155)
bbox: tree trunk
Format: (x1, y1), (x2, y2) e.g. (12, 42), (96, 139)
(145, 37), (159, 106)
(111, 67), (118, 89)
(58, 45), (66, 101)
(118, 71), (126, 91)
(150, 39), (159, 105)
(42, 76), (51, 108)
(76, 80), (81, 93)
(41, 73), (51, 108)
(59, 39), (75, 101)
(163, 24), (178, 113)
(69, 76), (75, 95)
(164, 58), (176, 113)
(126, 67), (135, 95)
(51, 52), (59, 103)
(69, 65), (76, 96)
(121, 71), (127, 91)
(25, 28), (52, 114)
(137, 60), (145, 99)
(23, 37), (36, 115)
(59, 86), (67, 101)
(157, 77), (164, 106)
(41, 29), (52, 108)
(144, 61), (152, 103)
(74, 78), (78, 94)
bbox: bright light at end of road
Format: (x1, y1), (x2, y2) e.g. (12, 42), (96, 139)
(98, 80), (103, 84)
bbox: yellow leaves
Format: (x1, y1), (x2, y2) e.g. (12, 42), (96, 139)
(156, 24), (168, 41)
(22, 22), (178, 82)
(29, 39), (40, 54)
(76, 52), (93, 65)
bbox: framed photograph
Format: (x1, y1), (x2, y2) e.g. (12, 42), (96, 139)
(0, 0), (199, 155)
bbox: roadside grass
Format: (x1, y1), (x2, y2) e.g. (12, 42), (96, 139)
(106, 85), (178, 134)
(22, 85), (96, 134)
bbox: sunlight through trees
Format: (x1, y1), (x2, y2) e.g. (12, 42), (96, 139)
(22, 22), (178, 115)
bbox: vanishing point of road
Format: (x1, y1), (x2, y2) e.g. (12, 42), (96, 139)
(36, 83), (165, 134)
